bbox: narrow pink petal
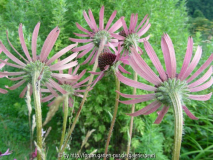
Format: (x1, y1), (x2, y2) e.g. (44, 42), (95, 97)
(189, 77), (213, 92)
(163, 34), (176, 78)
(74, 33), (90, 37)
(52, 73), (78, 80)
(0, 59), (7, 68)
(81, 48), (96, 65)
(0, 88), (8, 94)
(116, 90), (155, 99)
(0, 72), (25, 76)
(143, 103), (162, 115)
(120, 17), (129, 35)
(83, 10), (94, 31)
(46, 83), (59, 97)
(187, 54), (213, 83)
(138, 35), (150, 42)
(73, 65), (80, 75)
(75, 23), (92, 35)
(19, 24), (32, 61)
(40, 27), (60, 62)
(88, 9), (98, 32)
(75, 69), (86, 81)
(105, 10), (117, 30)
(77, 44), (94, 58)
(161, 36), (172, 78)
(132, 14), (138, 32)
(110, 33), (125, 40)
(116, 70), (156, 91)
(50, 52), (78, 68)
(42, 94), (55, 102)
(178, 37), (193, 79)
(128, 101), (161, 116)
(119, 94), (155, 104)
(41, 88), (51, 93)
(69, 38), (93, 43)
(183, 106), (198, 120)
(46, 43), (78, 65)
(0, 59), (23, 69)
(89, 71), (102, 75)
(6, 80), (26, 90)
(32, 22), (40, 61)
(50, 61), (78, 71)
(74, 76), (90, 88)
(188, 93), (212, 101)
(19, 86), (27, 98)
(91, 72), (104, 87)
(0, 41), (26, 66)
(188, 66), (212, 88)
(72, 42), (94, 52)
(129, 14), (135, 32)
(138, 23), (151, 37)
(181, 46), (202, 80)
(136, 14), (148, 31)
(99, 6), (104, 30)
(8, 76), (23, 81)
(49, 79), (66, 94)
(68, 97), (73, 107)
(130, 47), (162, 85)
(154, 106), (169, 124)
(118, 65), (131, 74)
(108, 18), (123, 33)
(144, 41), (167, 81)
(6, 31), (28, 63)
(89, 49), (98, 65)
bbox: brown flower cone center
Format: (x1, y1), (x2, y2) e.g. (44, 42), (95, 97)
(98, 52), (116, 71)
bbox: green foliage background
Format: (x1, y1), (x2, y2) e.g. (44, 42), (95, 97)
(0, 0), (212, 159)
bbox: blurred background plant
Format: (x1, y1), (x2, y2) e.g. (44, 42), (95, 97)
(0, 0), (212, 159)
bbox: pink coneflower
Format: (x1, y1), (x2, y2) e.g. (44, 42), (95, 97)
(116, 33), (212, 124)
(70, 6), (123, 65)
(41, 65), (90, 107)
(117, 14), (151, 55)
(0, 148), (12, 156)
(0, 49), (8, 94)
(0, 22), (78, 97)
(90, 44), (130, 87)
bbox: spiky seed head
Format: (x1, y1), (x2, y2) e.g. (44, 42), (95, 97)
(98, 52), (116, 71)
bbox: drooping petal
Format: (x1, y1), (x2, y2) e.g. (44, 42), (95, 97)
(69, 38), (93, 43)
(89, 49), (98, 65)
(88, 9), (98, 32)
(0, 72), (25, 76)
(40, 27), (60, 62)
(19, 86), (28, 98)
(46, 83), (59, 97)
(46, 43), (78, 65)
(183, 106), (198, 120)
(118, 65), (131, 74)
(116, 70), (156, 91)
(73, 65), (80, 75)
(77, 44), (94, 58)
(8, 76), (23, 81)
(188, 66), (212, 88)
(0, 59), (7, 68)
(0, 88), (8, 94)
(178, 37), (193, 79)
(72, 43), (94, 52)
(19, 24), (32, 62)
(74, 33), (90, 37)
(42, 94), (55, 102)
(0, 59), (23, 69)
(181, 46), (202, 81)
(75, 23), (92, 35)
(129, 14), (135, 32)
(189, 77), (212, 92)
(120, 17), (129, 35)
(51, 73), (78, 80)
(50, 61), (78, 71)
(187, 54), (213, 83)
(138, 23), (151, 37)
(116, 91), (155, 99)
(144, 41), (167, 81)
(0, 41), (26, 67)
(83, 10), (94, 31)
(81, 48), (96, 65)
(188, 93), (212, 101)
(99, 6), (104, 30)
(143, 103), (162, 115)
(154, 106), (169, 124)
(105, 10), (117, 30)
(32, 22), (40, 61)
(74, 76), (90, 88)
(49, 79), (66, 94)
(136, 14), (148, 32)
(91, 71), (105, 87)
(108, 18), (123, 33)
(127, 101), (161, 116)
(110, 33), (125, 40)
(6, 79), (26, 90)
(119, 94), (155, 104)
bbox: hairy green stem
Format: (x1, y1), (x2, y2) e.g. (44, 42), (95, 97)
(126, 41), (138, 159)
(170, 92), (183, 160)
(32, 71), (42, 160)
(58, 37), (107, 159)
(104, 73), (120, 160)
(59, 95), (69, 150)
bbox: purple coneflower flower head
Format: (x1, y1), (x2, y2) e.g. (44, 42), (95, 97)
(0, 148), (12, 156)
(116, 33), (212, 124)
(42, 65), (90, 107)
(0, 22), (78, 97)
(70, 6), (123, 65)
(90, 44), (130, 87)
(117, 14), (151, 55)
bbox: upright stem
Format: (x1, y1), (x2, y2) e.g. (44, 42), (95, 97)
(59, 94), (69, 150)
(104, 74), (120, 160)
(58, 37), (106, 159)
(169, 92), (183, 160)
(32, 71), (42, 160)
(126, 41), (138, 159)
